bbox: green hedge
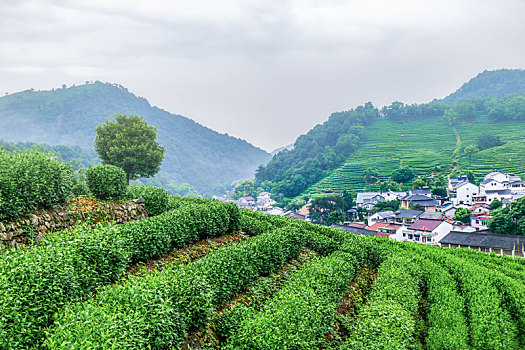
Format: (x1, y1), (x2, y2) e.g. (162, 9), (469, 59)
(224, 251), (358, 349)
(0, 200), (240, 349)
(127, 184), (168, 216)
(422, 250), (520, 350)
(0, 149), (74, 221)
(46, 227), (307, 348)
(342, 254), (421, 349)
(86, 164), (127, 200)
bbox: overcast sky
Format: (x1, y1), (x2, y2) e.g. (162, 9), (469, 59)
(1, 0), (524, 151)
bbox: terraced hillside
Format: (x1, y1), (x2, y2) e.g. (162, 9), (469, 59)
(5, 199), (525, 349)
(308, 114), (525, 194)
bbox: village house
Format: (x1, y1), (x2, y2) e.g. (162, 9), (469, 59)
(400, 194), (439, 211)
(402, 218), (453, 244)
(356, 190), (406, 209)
(479, 172), (525, 203)
(367, 222), (403, 239)
(256, 191), (275, 209)
(470, 214), (492, 231)
(447, 176), (479, 205)
(238, 196), (256, 208)
(356, 192), (386, 210)
(367, 210), (394, 226)
(390, 209), (424, 225)
(470, 203), (491, 215)
(408, 187), (432, 198)
(440, 230), (525, 257)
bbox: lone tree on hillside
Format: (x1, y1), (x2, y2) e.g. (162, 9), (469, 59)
(94, 114), (165, 184)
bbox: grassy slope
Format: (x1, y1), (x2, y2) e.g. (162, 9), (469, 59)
(307, 115), (525, 194)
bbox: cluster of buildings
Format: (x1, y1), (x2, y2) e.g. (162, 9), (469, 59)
(213, 191), (310, 221)
(334, 171), (525, 257)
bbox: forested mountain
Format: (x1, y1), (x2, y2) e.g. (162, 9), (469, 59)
(254, 68), (525, 201)
(442, 69), (525, 103)
(0, 82), (270, 194)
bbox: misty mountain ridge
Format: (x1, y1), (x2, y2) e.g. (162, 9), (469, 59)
(441, 68), (525, 103)
(0, 82), (271, 194)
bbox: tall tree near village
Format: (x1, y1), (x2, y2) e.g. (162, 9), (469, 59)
(94, 114), (165, 184)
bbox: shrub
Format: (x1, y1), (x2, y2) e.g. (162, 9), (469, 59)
(127, 184), (168, 215)
(86, 164), (127, 200)
(46, 227), (307, 348)
(0, 149), (74, 221)
(0, 200), (239, 348)
(224, 251), (358, 349)
(71, 179), (91, 197)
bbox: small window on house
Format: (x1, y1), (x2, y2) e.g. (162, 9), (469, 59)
(428, 237), (432, 242)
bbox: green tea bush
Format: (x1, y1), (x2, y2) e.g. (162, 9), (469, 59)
(418, 257), (469, 350)
(86, 164), (127, 200)
(71, 178), (91, 197)
(46, 227), (307, 348)
(0, 223), (128, 349)
(224, 251), (358, 349)
(0, 200), (240, 348)
(127, 184), (168, 216)
(342, 254), (421, 350)
(0, 149), (74, 221)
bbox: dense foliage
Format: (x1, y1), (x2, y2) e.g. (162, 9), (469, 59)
(0, 149), (74, 221)
(0, 82), (270, 194)
(95, 114), (165, 184)
(0, 139), (99, 170)
(255, 102), (379, 198)
(0, 198), (240, 348)
(442, 69), (525, 103)
(488, 197), (525, 235)
(86, 164), (128, 200)
(127, 184), (168, 216)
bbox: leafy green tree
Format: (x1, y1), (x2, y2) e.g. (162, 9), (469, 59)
(490, 199), (504, 210)
(465, 170), (476, 185)
(454, 208), (472, 224)
(411, 203), (425, 211)
(477, 134), (503, 150)
(286, 198), (306, 212)
(463, 145), (479, 162)
(488, 198), (525, 235)
(342, 190), (354, 210)
(309, 193), (345, 225)
(412, 178), (427, 189)
(391, 167), (415, 183)
(431, 188), (447, 197)
(94, 114), (165, 184)
(364, 167), (380, 184)
(378, 179), (401, 192)
(372, 199), (400, 213)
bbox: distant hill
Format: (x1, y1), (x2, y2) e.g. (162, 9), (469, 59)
(442, 68), (525, 103)
(270, 144), (294, 157)
(0, 82), (270, 194)
(254, 69), (525, 199)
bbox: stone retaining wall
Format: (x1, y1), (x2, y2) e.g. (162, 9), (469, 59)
(0, 199), (148, 248)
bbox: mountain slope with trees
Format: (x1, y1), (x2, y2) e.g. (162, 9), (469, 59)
(254, 69), (525, 200)
(441, 68), (525, 103)
(0, 82), (270, 194)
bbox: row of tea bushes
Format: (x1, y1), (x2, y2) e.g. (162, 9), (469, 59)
(0, 199), (240, 349)
(425, 251), (520, 349)
(45, 227), (308, 348)
(342, 254), (421, 349)
(223, 251), (359, 349)
(0, 149), (74, 221)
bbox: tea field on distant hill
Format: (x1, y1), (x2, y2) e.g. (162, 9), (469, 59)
(308, 114), (525, 195)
